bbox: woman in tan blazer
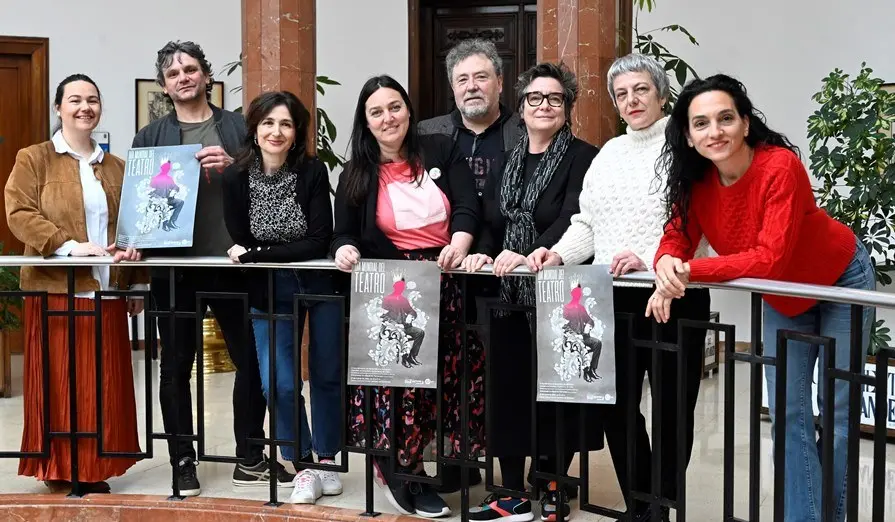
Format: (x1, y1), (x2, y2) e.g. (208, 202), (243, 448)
(5, 74), (146, 494)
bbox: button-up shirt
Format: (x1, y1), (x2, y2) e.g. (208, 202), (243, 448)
(51, 131), (110, 297)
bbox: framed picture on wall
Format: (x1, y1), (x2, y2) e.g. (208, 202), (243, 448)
(134, 79), (224, 132)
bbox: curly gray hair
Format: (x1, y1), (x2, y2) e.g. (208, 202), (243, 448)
(606, 53), (670, 109)
(445, 38), (503, 83)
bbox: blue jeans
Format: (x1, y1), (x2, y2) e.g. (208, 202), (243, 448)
(763, 239), (874, 522)
(251, 269), (343, 461)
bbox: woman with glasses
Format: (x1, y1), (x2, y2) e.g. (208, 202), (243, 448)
(462, 62), (600, 522)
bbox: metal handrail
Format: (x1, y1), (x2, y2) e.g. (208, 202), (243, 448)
(0, 255), (891, 309)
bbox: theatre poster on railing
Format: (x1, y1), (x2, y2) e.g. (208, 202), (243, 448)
(116, 144), (202, 249)
(536, 265), (616, 404)
(348, 259), (441, 389)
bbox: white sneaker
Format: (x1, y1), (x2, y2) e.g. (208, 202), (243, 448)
(288, 469), (322, 504)
(318, 460), (343, 496)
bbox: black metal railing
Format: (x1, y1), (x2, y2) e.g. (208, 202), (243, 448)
(0, 256), (891, 522)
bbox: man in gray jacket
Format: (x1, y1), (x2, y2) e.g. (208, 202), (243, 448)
(133, 40), (290, 496)
(419, 38), (522, 201)
(418, 38), (523, 494)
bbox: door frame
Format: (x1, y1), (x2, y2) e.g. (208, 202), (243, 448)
(0, 36), (50, 145)
(407, 0), (538, 117)
(408, 1), (635, 120)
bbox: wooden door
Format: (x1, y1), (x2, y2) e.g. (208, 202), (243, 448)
(413, 1), (537, 121)
(0, 36), (49, 257)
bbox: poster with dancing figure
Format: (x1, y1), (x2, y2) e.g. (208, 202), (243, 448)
(116, 144), (202, 248)
(348, 259), (441, 388)
(536, 265), (616, 404)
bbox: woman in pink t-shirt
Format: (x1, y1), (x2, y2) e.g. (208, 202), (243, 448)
(332, 75), (480, 518)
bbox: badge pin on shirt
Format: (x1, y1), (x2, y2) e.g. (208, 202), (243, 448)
(428, 167), (441, 180)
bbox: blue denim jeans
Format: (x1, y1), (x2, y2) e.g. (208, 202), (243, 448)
(763, 239), (874, 522)
(251, 269), (343, 462)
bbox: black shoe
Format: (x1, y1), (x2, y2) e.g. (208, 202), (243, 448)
(413, 482), (452, 518)
(80, 481), (111, 495)
(631, 506), (670, 522)
(539, 482), (571, 521)
(527, 469), (577, 500)
(583, 368), (601, 382)
(174, 457), (201, 497)
(373, 459), (416, 515)
(433, 465), (483, 493)
(232, 458), (295, 488)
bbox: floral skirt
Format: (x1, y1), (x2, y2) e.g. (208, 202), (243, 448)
(347, 250), (486, 466)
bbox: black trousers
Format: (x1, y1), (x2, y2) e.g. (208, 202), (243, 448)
(151, 268), (267, 465)
(603, 286), (710, 513)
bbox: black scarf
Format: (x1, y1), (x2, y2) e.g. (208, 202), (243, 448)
(498, 124), (573, 306)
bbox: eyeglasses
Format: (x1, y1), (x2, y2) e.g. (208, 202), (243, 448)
(525, 91), (564, 108)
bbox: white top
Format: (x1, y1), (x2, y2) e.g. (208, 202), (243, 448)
(550, 116), (708, 285)
(52, 131), (110, 298)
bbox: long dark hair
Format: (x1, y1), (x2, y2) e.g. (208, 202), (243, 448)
(234, 91), (311, 171)
(53, 73), (101, 134)
(659, 74), (800, 237)
(343, 75), (422, 206)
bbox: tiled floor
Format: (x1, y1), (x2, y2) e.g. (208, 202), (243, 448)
(0, 354), (891, 520)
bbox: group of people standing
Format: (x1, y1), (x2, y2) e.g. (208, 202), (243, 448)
(5, 36), (872, 522)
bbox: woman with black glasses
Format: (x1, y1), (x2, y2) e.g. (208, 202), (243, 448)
(462, 62), (600, 522)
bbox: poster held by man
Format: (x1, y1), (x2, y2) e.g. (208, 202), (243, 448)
(347, 259), (441, 388)
(116, 144), (202, 249)
(536, 265), (616, 404)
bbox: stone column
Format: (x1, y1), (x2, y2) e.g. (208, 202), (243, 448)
(537, 0), (619, 146)
(242, 0), (316, 152)
(241, 0), (315, 380)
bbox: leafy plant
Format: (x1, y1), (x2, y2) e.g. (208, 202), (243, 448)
(807, 63), (895, 355)
(631, 0), (700, 106)
(219, 56), (345, 176)
(0, 243), (22, 331)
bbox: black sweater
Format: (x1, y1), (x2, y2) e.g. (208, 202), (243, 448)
(330, 133), (480, 259)
(476, 137), (598, 257)
(222, 157), (333, 263)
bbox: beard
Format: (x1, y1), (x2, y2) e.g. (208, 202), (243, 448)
(458, 99), (492, 119)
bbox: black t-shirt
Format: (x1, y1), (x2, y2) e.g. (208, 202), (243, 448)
(452, 113), (510, 199)
(522, 151), (544, 188)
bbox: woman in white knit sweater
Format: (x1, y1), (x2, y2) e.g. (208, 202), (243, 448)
(528, 54), (710, 522)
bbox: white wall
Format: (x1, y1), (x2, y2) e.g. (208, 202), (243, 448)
(0, 0), (243, 159)
(316, 0), (410, 185)
(639, 0), (895, 340)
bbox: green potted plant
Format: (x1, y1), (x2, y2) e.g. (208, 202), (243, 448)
(807, 63), (895, 356)
(0, 245), (23, 398)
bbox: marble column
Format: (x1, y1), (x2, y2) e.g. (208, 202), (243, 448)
(241, 0), (315, 380)
(537, 0), (618, 146)
(241, 0), (316, 151)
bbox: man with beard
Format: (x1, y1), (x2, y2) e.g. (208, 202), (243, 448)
(418, 38), (522, 494)
(419, 38), (521, 198)
(132, 41), (288, 496)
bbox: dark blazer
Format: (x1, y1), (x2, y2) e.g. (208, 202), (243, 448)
(418, 106), (523, 154)
(222, 157), (333, 309)
(222, 157), (332, 263)
(330, 133), (480, 259)
(132, 104), (245, 155)
(477, 137), (598, 257)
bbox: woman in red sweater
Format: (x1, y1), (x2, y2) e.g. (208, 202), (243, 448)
(646, 74), (873, 522)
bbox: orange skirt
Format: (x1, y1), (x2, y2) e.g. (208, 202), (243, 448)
(18, 295), (140, 482)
